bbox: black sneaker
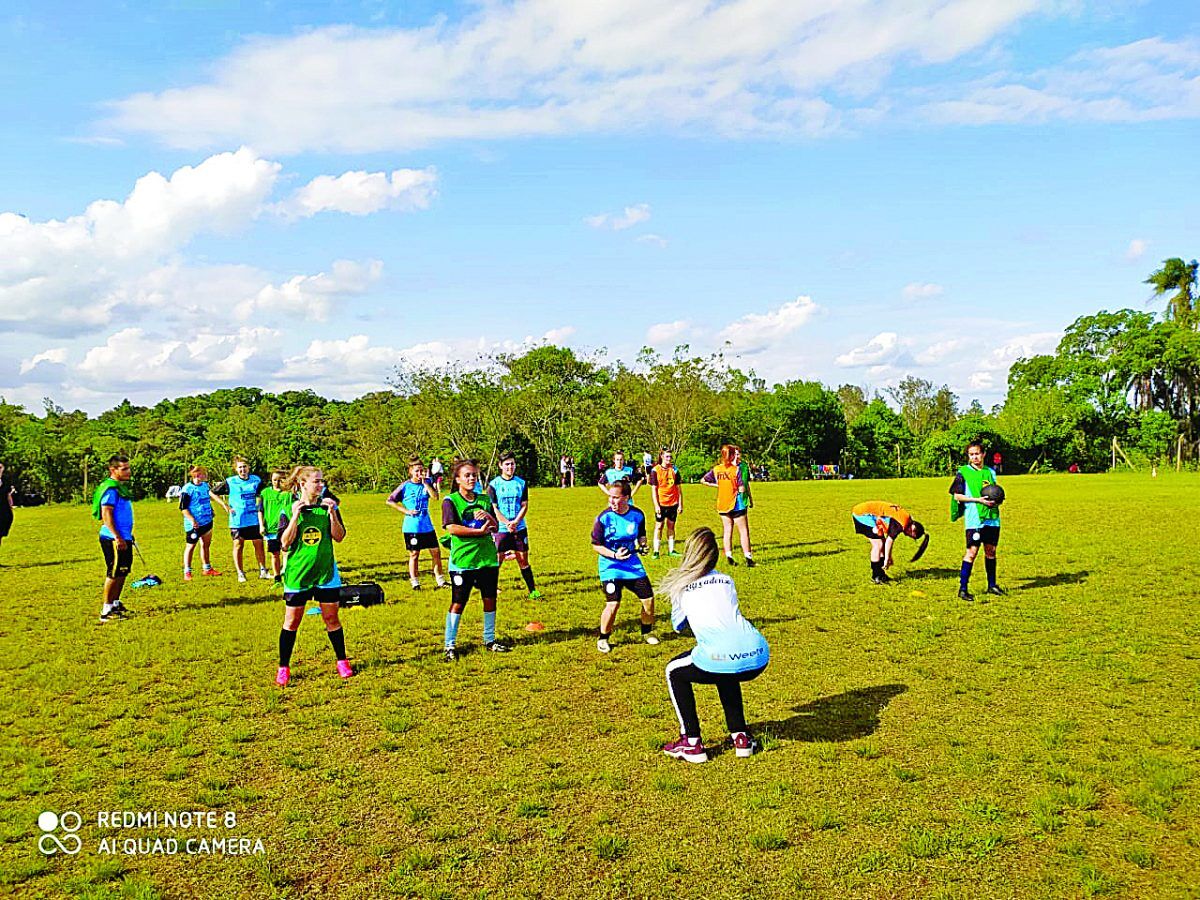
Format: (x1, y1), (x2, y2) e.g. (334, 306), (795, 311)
(745, 557), (756, 568)
(872, 572), (892, 585)
(411, 582), (422, 591)
(443, 645), (458, 662)
(984, 585), (1006, 596)
(957, 589), (975, 602)
(98, 611), (116, 624)
(111, 602), (133, 618)
(725, 556), (738, 567)
(484, 640), (512, 653)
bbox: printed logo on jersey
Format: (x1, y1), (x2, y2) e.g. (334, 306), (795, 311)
(301, 526), (322, 547)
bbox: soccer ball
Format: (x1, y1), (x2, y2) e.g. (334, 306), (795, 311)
(471, 511), (498, 533)
(980, 483), (1005, 505)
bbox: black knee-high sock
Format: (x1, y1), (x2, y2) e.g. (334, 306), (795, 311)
(521, 566), (536, 591)
(326, 627), (347, 661)
(871, 559), (883, 578)
(279, 629), (298, 667)
(985, 557), (997, 588)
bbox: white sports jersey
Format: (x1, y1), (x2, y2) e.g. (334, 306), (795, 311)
(671, 571), (769, 674)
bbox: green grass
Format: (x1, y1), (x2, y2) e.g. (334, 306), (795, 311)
(1, 472), (1199, 896)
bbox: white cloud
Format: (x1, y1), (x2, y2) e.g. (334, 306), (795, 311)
(914, 338), (964, 365)
(637, 233), (669, 248)
(585, 203), (651, 231)
(836, 332), (903, 367)
(902, 282), (944, 300)
(719, 295), (820, 354)
(968, 371), (995, 390)
(19, 348), (68, 375)
(277, 167), (437, 219)
(236, 260), (383, 322)
(76, 327), (283, 387)
(979, 331), (1060, 371)
(1125, 238), (1148, 261)
(102, 1), (1043, 153)
(647, 320), (691, 344)
(923, 37), (1200, 126)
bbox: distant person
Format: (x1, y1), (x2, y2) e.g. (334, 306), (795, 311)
(560, 454), (571, 488)
(992, 451), (1003, 475)
(429, 456), (444, 492)
(700, 444), (755, 567)
(950, 441), (1002, 601)
(489, 451), (541, 600)
(441, 459), (511, 660)
(260, 470), (294, 583)
(649, 448), (683, 558)
(591, 477), (657, 653)
(274, 466), (352, 686)
(851, 501), (926, 584)
(598, 451), (642, 498)
(660, 527), (769, 763)
(1068, 462), (1080, 474)
(0, 462), (14, 561)
(386, 456), (447, 591)
(216, 457), (270, 583)
(179, 465), (225, 581)
(93, 454), (135, 623)
(642, 450), (654, 476)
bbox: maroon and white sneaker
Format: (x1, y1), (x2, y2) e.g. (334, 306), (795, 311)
(662, 735), (708, 763)
(731, 732), (758, 758)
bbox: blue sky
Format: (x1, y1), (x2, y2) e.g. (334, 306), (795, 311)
(2, 0), (1197, 414)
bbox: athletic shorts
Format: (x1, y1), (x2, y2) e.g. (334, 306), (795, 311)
(450, 567), (500, 605)
(185, 521), (213, 544)
(966, 525), (1000, 548)
(0, 513), (11, 539)
(283, 586), (341, 608)
(266, 535), (282, 554)
(100, 536), (133, 579)
(493, 531), (529, 554)
(853, 518), (881, 540)
(230, 525), (263, 541)
(405, 531), (439, 551)
(655, 505), (679, 523)
(601, 576), (654, 603)
(719, 508), (748, 520)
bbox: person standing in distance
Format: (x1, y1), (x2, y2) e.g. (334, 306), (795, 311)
(488, 451), (541, 599)
(591, 478), (658, 653)
(0, 462), (15, 562)
(649, 448), (684, 558)
(218, 457), (270, 583)
(274, 466), (352, 685)
(180, 465), (226, 581)
(950, 441), (1003, 601)
(700, 444), (755, 567)
(93, 455), (135, 623)
(598, 451), (643, 499)
(259, 470), (294, 584)
(386, 456), (447, 591)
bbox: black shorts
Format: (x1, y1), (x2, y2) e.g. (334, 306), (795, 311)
(450, 567), (500, 605)
(493, 531), (529, 554)
(0, 512), (11, 539)
(100, 537), (133, 579)
(185, 521), (213, 544)
(719, 508), (748, 520)
(405, 531), (439, 551)
(230, 525), (263, 541)
(853, 518), (881, 540)
(601, 576), (654, 603)
(655, 505), (679, 523)
(266, 536), (282, 554)
(283, 586), (341, 608)
(966, 525), (1000, 548)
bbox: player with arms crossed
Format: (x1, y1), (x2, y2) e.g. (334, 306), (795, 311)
(441, 459), (512, 660)
(591, 478), (658, 653)
(950, 441), (1004, 601)
(649, 448), (684, 558)
(274, 467), (352, 685)
(488, 451), (541, 599)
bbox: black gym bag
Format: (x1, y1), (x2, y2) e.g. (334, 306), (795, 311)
(338, 582), (385, 607)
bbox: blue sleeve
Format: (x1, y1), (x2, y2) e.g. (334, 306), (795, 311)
(591, 515), (606, 545)
(101, 487), (119, 507)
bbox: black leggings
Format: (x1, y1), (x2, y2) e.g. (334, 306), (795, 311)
(665, 651), (766, 738)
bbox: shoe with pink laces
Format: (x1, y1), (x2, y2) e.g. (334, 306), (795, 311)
(336, 659), (354, 679)
(275, 666), (290, 687)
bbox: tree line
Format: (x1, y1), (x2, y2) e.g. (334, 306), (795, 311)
(1, 259), (1195, 502)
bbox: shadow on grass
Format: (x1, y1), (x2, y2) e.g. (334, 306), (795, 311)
(1018, 571), (1089, 589)
(757, 684), (907, 743)
(756, 539), (834, 552)
(765, 548), (848, 564)
(900, 566), (962, 581)
(7, 557), (93, 569)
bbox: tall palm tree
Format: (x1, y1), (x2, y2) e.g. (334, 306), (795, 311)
(1146, 258), (1199, 329)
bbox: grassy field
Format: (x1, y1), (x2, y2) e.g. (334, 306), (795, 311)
(1, 473), (1198, 899)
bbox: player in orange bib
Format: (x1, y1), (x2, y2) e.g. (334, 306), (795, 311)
(700, 444), (754, 567)
(649, 448), (684, 558)
(850, 500), (927, 584)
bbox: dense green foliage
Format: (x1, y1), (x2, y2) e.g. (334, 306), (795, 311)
(2, 259), (1197, 500)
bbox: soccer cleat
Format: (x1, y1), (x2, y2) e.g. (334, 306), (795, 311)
(984, 585), (1006, 596)
(957, 589), (975, 602)
(273, 574), (281, 585)
(183, 571), (193, 582)
(98, 611), (115, 624)
(484, 640), (512, 653)
(725, 555), (738, 567)
(732, 732), (758, 758)
(201, 568), (222, 577)
(434, 581), (448, 590)
(745, 557), (756, 568)
(668, 551), (681, 557)
(258, 568), (272, 580)
(336, 659), (354, 679)
(237, 571), (248, 583)
(662, 735), (708, 763)
(411, 582), (422, 591)
(652, 551), (660, 559)
(872, 572), (892, 585)
(111, 601), (132, 618)
(643, 633), (660, 645)
(596, 637), (611, 654)
(528, 589), (543, 600)
(443, 645), (458, 662)
(275, 666), (290, 687)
